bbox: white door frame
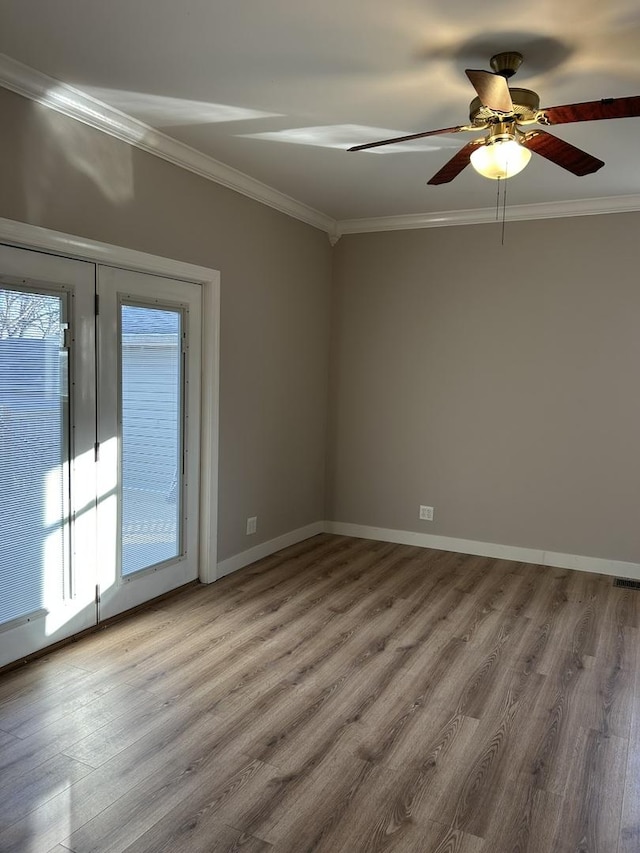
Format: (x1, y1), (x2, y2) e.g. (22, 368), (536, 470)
(0, 217), (220, 585)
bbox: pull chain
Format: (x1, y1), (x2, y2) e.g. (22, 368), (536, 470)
(502, 174), (508, 246)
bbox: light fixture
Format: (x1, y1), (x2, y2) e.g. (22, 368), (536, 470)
(470, 124), (531, 180)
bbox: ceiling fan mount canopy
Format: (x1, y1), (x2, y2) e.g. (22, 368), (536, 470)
(489, 51), (524, 79)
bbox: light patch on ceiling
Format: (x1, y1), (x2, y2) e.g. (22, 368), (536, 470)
(82, 88), (281, 126)
(240, 124), (463, 153)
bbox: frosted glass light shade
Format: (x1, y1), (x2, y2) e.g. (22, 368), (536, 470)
(470, 139), (531, 179)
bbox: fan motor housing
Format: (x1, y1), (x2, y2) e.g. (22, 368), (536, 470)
(470, 88), (541, 125)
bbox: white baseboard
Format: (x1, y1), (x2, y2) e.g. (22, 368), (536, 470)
(324, 521), (640, 581)
(216, 521), (325, 579)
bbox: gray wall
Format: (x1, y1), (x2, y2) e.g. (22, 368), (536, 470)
(0, 87), (332, 563)
(328, 216), (640, 563)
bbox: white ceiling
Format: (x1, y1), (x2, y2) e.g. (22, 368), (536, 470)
(1, 0), (640, 224)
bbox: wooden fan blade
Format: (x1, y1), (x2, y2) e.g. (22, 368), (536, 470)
(541, 95), (640, 125)
(523, 130), (604, 176)
(348, 125), (469, 152)
(465, 69), (513, 113)
(427, 139), (484, 185)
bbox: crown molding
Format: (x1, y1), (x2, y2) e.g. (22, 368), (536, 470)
(0, 53), (334, 235)
(335, 193), (640, 236)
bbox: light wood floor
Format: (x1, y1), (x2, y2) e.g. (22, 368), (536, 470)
(1, 534), (639, 853)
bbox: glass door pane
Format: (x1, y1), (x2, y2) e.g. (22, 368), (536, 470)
(97, 265), (201, 622)
(120, 304), (183, 576)
(0, 287), (68, 625)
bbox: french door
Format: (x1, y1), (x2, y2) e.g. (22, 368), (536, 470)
(0, 245), (201, 667)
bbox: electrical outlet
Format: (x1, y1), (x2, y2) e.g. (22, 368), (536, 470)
(246, 516), (257, 535)
(419, 505), (434, 521)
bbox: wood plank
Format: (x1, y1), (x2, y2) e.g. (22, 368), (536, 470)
(0, 752), (92, 830)
(480, 773), (564, 853)
(1, 684), (152, 776)
(124, 818), (272, 853)
(341, 648), (474, 771)
(64, 751), (276, 853)
(618, 633), (640, 853)
(428, 663), (545, 838)
(357, 608), (530, 774)
(552, 726), (627, 852)
(512, 572), (572, 676)
(61, 692), (184, 769)
(229, 747), (376, 845)
(260, 749), (386, 850)
(328, 710), (481, 850)
(0, 658), (89, 704)
(0, 703), (224, 852)
(0, 728), (17, 748)
(511, 583), (633, 797)
(0, 668), (126, 738)
(422, 822), (486, 853)
(583, 585), (637, 739)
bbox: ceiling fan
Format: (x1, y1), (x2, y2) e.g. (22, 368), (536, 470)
(348, 52), (640, 184)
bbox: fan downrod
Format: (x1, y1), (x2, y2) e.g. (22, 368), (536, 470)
(489, 51), (524, 79)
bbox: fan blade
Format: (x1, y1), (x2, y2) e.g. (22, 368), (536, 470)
(465, 69), (513, 113)
(348, 125), (470, 152)
(427, 139), (484, 185)
(541, 95), (640, 125)
(523, 130), (604, 176)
